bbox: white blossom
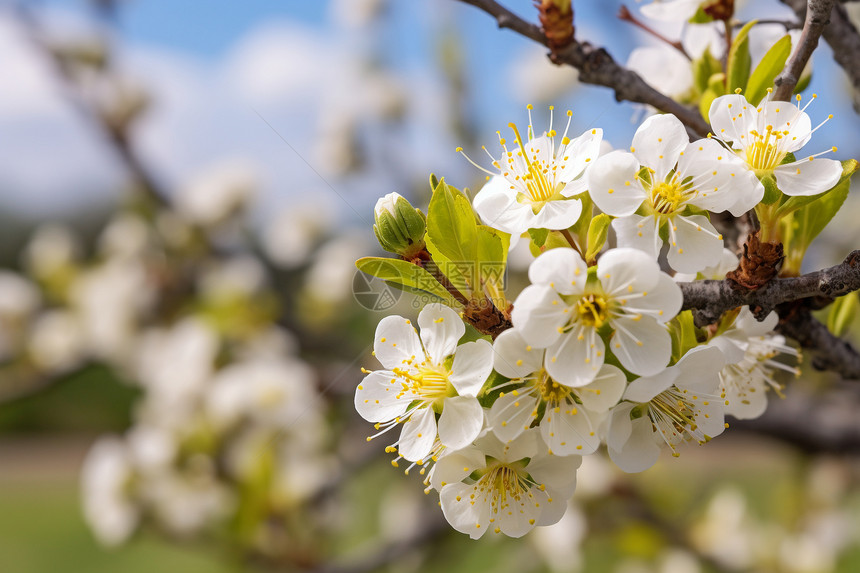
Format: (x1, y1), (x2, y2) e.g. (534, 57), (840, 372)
(433, 429), (579, 538)
(708, 92), (842, 197)
(588, 113), (760, 273)
(489, 328), (626, 455)
(81, 437), (140, 546)
(356, 303), (492, 464)
(512, 247), (682, 386)
(464, 107), (602, 237)
(707, 308), (799, 420)
(606, 346), (726, 473)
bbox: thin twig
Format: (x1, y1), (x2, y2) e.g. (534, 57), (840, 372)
(454, 0), (711, 137)
(773, 0), (836, 101)
(780, 0), (860, 111)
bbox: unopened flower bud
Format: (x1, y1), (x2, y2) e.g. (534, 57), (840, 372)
(373, 192), (426, 258)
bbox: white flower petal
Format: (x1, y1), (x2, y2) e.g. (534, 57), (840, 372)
(530, 198), (583, 230)
(544, 326), (604, 387)
(608, 416), (662, 473)
(605, 402), (636, 452)
(473, 177), (534, 235)
(492, 329), (544, 379)
(431, 446), (486, 491)
(497, 426), (541, 463)
(666, 215), (724, 274)
(498, 485), (543, 537)
(449, 339), (494, 396)
(623, 367), (679, 403)
(418, 303), (465, 364)
(540, 401), (601, 455)
(438, 395), (485, 451)
(612, 215), (662, 260)
(511, 285), (571, 348)
(587, 151), (647, 217)
(527, 247), (588, 294)
(373, 315), (423, 370)
(535, 488), (570, 527)
(628, 46), (693, 100)
(640, 0), (701, 22)
(618, 273), (682, 323)
(489, 391), (539, 443)
(397, 406), (437, 462)
(708, 94), (758, 150)
(674, 345), (725, 394)
(609, 316), (672, 376)
(577, 364), (628, 412)
(774, 157), (843, 197)
(354, 370), (413, 423)
(557, 128), (603, 184)
(762, 101), (813, 152)
(526, 450), (581, 496)
(722, 378), (769, 420)
(440, 482), (488, 539)
(597, 247), (660, 296)
(631, 113), (689, 181)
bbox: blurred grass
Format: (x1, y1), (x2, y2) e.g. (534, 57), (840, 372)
(0, 472), (242, 573)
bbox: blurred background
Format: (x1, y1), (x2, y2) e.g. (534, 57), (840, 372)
(1, 0), (860, 572)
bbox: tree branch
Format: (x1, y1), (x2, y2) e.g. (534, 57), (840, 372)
(454, 0), (711, 137)
(780, 0), (860, 111)
(679, 250), (860, 326)
(773, 0), (835, 101)
(777, 305), (860, 379)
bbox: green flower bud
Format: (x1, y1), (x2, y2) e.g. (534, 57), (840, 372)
(373, 192), (426, 258)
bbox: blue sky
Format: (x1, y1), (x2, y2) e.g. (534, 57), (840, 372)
(6, 0), (859, 228)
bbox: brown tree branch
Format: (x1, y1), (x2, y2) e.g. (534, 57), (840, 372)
(777, 304), (860, 379)
(679, 250), (860, 327)
(779, 0), (860, 111)
(773, 0), (836, 101)
(454, 0), (711, 137)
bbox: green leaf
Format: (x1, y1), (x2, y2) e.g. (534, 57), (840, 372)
(528, 228), (549, 249)
(426, 178), (478, 263)
(761, 174), (781, 205)
(782, 159), (858, 273)
(585, 213), (610, 262)
(745, 34), (792, 106)
(477, 225), (510, 311)
(426, 179), (479, 296)
(429, 173), (440, 190)
(694, 51), (723, 95)
(828, 292), (859, 337)
(727, 20), (756, 93)
(699, 87), (720, 122)
(355, 257), (461, 307)
(569, 192), (593, 250)
(689, 6), (714, 23)
(668, 310), (701, 363)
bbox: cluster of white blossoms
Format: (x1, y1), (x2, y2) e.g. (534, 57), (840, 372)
(355, 97), (836, 539)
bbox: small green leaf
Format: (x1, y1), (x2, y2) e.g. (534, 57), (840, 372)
(355, 257), (461, 307)
(699, 87), (720, 121)
(782, 159), (858, 273)
(689, 6), (714, 23)
(828, 292), (859, 337)
(585, 213), (611, 262)
(668, 310), (701, 363)
(569, 192), (594, 250)
(727, 20), (756, 93)
(429, 173), (440, 190)
(528, 228), (550, 249)
(426, 178), (478, 272)
(477, 225), (510, 311)
(694, 51), (723, 95)
(761, 174), (781, 205)
(745, 34), (792, 106)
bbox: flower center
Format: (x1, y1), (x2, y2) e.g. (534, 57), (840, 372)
(644, 387), (714, 456)
(649, 180), (687, 216)
(474, 462), (531, 514)
(745, 125), (787, 172)
(575, 294), (608, 328)
(393, 364), (452, 406)
(508, 122), (560, 204)
(534, 368), (572, 403)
